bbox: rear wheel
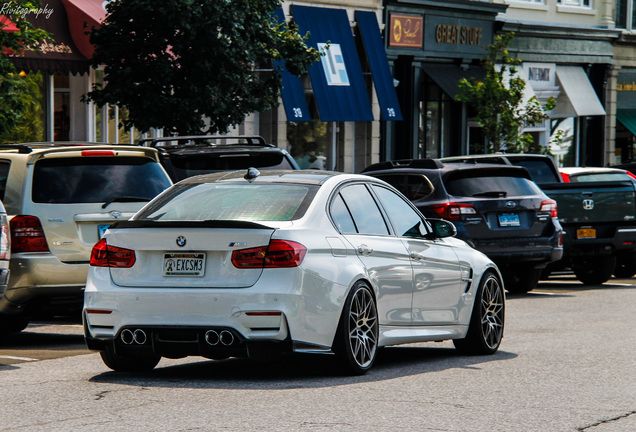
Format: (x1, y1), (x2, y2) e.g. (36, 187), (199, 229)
(454, 271), (504, 355)
(502, 266), (541, 294)
(573, 256), (616, 285)
(613, 253), (636, 278)
(333, 281), (378, 375)
(100, 343), (161, 372)
(0, 314), (30, 333)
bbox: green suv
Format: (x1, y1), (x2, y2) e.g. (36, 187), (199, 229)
(0, 143), (172, 332)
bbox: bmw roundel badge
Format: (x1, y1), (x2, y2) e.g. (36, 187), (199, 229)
(176, 236), (186, 247)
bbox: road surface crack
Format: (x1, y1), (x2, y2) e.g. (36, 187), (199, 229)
(578, 410), (636, 430)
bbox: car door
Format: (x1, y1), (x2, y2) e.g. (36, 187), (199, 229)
(371, 184), (465, 325)
(331, 183), (413, 325)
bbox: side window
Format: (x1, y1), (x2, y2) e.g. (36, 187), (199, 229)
(338, 184), (389, 235)
(372, 185), (427, 238)
(0, 160), (10, 201)
(330, 193), (357, 234)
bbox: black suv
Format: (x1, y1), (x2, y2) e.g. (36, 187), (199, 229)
(363, 159), (563, 293)
(139, 135), (300, 182)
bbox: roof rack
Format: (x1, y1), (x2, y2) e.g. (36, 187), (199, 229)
(361, 159), (444, 173)
(137, 135), (272, 148)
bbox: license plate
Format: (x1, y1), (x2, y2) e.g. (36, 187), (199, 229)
(98, 224), (110, 238)
(163, 253), (206, 277)
(577, 228), (596, 239)
(498, 213), (520, 227)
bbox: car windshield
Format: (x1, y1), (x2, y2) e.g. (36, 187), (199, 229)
(32, 157), (172, 204)
(569, 173), (633, 183)
(136, 182), (317, 222)
(168, 153), (294, 181)
(444, 176), (541, 198)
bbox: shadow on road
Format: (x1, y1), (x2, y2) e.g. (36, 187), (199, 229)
(89, 346), (517, 389)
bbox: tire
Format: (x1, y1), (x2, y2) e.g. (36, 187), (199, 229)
(333, 281), (379, 375)
(572, 256), (616, 285)
(502, 266), (541, 294)
(0, 314), (30, 333)
(100, 342), (161, 372)
(454, 271), (504, 355)
(613, 253), (636, 278)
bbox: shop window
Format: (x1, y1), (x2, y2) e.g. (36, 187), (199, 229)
(287, 119), (334, 170)
(418, 77), (451, 158)
(551, 118), (576, 167)
(53, 73), (70, 141)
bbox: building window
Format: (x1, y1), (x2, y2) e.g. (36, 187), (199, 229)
(616, 0), (636, 29)
(509, 0), (544, 3)
(557, 0), (591, 7)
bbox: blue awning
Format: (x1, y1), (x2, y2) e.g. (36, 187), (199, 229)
(272, 9), (311, 122)
(291, 5), (374, 122)
(355, 11), (403, 121)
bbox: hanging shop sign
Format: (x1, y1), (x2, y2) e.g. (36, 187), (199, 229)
(388, 14), (423, 48)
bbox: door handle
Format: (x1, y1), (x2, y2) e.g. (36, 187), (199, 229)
(410, 252), (425, 261)
(357, 245), (373, 256)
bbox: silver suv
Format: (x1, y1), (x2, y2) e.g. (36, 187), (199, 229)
(0, 143), (172, 332)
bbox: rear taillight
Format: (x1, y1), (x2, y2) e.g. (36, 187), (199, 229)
(429, 203), (477, 221)
(540, 199), (558, 218)
(90, 238), (136, 268)
(0, 215), (9, 259)
(10, 215), (49, 253)
(560, 172), (570, 182)
(81, 150), (115, 157)
(232, 240), (307, 268)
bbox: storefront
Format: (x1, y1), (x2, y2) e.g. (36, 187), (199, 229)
(383, 0), (506, 160)
(268, 5), (402, 173)
(615, 69), (636, 164)
(502, 21), (617, 166)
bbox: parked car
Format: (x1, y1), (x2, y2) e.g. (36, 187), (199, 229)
(560, 166), (636, 278)
(138, 135), (300, 182)
(0, 200), (10, 319)
(0, 143), (172, 332)
(444, 154), (636, 284)
(84, 169), (505, 375)
(362, 159), (563, 293)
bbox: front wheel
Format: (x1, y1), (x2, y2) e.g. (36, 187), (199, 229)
(454, 271), (505, 355)
(100, 343), (161, 372)
(572, 256), (616, 285)
(333, 281), (379, 375)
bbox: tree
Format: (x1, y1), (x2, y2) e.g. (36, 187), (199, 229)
(86, 0), (321, 136)
(457, 32), (555, 153)
(0, 1), (49, 138)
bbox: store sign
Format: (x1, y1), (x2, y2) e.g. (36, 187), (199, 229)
(523, 63), (556, 90)
(318, 43), (350, 86)
(424, 16), (491, 56)
(617, 70), (636, 109)
(389, 14), (423, 48)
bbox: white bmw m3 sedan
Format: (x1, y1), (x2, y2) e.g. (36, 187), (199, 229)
(83, 169), (505, 375)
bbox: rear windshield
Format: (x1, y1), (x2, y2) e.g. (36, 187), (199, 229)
(445, 176), (541, 198)
(510, 160), (560, 184)
(167, 152), (294, 181)
(568, 173), (633, 183)
(32, 157), (171, 204)
(136, 182), (317, 222)
(371, 174), (434, 200)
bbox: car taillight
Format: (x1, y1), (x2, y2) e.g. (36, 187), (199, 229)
(90, 238), (136, 268)
(540, 199), (558, 218)
(81, 150), (116, 157)
(429, 203), (477, 221)
(560, 172), (570, 182)
(10, 215), (49, 253)
(232, 240), (307, 268)
(0, 215), (9, 259)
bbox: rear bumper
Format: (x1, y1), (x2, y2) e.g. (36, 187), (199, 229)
(0, 254), (87, 314)
(83, 266), (346, 355)
(562, 225), (636, 256)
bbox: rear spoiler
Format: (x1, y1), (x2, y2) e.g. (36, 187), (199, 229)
(111, 220), (275, 230)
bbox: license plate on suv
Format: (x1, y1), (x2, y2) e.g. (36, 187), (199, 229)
(498, 213), (520, 227)
(163, 253), (206, 277)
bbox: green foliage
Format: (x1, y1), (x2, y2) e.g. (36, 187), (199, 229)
(86, 0), (321, 136)
(0, 1), (49, 140)
(457, 32), (555, 154)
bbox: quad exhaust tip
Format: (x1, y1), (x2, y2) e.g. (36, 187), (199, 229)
(120, 328), (147, 345)
(205, 329), (235, 346)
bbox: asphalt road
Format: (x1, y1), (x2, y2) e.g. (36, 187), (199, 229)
(0, 275), (635, 431)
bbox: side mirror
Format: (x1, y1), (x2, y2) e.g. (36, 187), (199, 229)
(426, 218), (457, 239)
